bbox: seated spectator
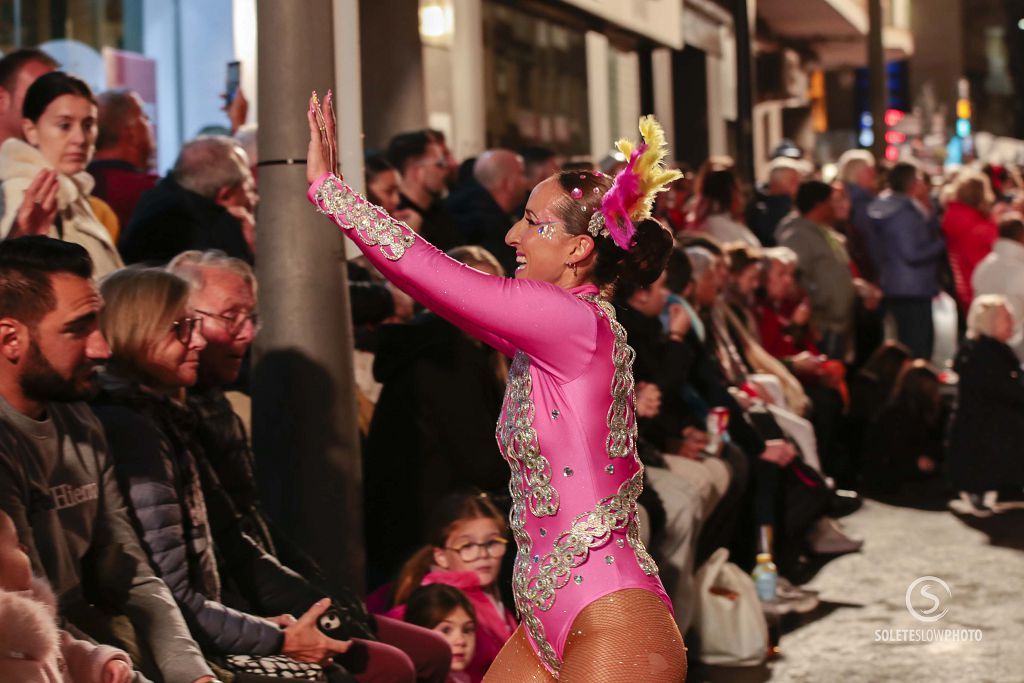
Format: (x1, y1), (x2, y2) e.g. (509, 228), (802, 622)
(169, 250), (451, 683)
(87, 89), (158, 230)
(688, 159), (760, 247)
(0, 72), (123, 277)
(387, 131), (460, 250)
(91, 268), (353, 680)
(614, 261), (743, 634)
(972, 212), (1024, 360)
(941, 169), (998, 310)
(404, 585), (477, 683)
(364, 246), (508, 584)
(862, 362), (943, 494)
(867, 162), (945, 359)
(755, 247), (822, 367)
(383, 492), (516, 683)
(776, 180), (856, 359)
(120, 135), (256, 265)
(723, 243), (763, 335)
(447, 149), (526, 275)
(0, 237), (214, 682)
(947, 295), (1024, 517)
(0, 48), (57, 148)
(0, 510), (135, 683)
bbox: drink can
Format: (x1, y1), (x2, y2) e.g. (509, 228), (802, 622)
(707, 407), (730, 437)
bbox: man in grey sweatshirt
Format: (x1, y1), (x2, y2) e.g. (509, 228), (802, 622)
(0, 236), (216, 683)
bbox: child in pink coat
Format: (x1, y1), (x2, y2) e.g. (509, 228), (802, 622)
(0, 510), (134, 683)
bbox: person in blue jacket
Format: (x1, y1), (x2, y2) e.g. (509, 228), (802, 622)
(867, 162), (946, 359)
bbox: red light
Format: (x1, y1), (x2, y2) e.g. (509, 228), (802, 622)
(884, 109), (905, 127)
(885, 131), (906, 144)
(885, 146), (899, 161)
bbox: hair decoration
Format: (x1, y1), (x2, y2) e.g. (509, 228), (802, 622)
(590, 116), (683, 250)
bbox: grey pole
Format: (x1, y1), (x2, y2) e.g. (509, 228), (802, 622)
(252, 0), (365, 596)
(868, 0), (887, 160)
(732, 0), (756, 185)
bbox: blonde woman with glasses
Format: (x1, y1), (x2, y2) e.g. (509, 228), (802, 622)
(90, 268), (354, 680)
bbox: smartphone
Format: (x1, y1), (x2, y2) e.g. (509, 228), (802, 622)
(226, 61), (241, 105)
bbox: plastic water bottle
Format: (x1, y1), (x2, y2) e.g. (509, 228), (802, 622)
(752, 552), (778, 603)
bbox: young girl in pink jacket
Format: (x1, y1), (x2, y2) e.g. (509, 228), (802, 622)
(0, 510), (134, 683)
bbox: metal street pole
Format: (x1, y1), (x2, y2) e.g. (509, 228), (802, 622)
(868, 0), (886, 160)
(252, 0), (365, 596)
(733, 0), (756, 185)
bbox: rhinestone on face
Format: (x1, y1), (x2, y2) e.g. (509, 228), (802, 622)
(539, 528), (547, 537)
(570, 187), (583, 200)
(551, 409), (560, 420)
(563, 467), (574, 477)
(574, 575), (583, 585)
(605, 555), (615, 565)
(605, 464), (615, 475)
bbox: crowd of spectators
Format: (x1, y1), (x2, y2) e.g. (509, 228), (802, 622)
(0, 45), (1022, 682)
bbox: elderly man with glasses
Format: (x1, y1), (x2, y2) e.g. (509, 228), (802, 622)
(168, 250), (454, 683)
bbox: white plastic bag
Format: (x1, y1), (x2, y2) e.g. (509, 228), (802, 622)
(692, 547), (768, 666)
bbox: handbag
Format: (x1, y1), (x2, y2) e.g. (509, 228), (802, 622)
(692, 547), (768, 666)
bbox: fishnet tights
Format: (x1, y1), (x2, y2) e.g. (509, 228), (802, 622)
(484, 589), (687, 682)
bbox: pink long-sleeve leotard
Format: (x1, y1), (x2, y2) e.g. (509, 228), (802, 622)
(309, 173), (671, 677)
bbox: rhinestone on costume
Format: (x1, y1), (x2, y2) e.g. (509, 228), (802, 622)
(574, 575), (583, 585)
(605, 555), (615, 565)
(605, 464), (615, 474)
(616, 538), (626, 548)
(539, 527), (547, 537)
(563, 467), (574, 477)
(551, 409), (560, 419)
(533, 555), (540, 564)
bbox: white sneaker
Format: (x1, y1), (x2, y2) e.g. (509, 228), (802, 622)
(948, 492), (995, 518)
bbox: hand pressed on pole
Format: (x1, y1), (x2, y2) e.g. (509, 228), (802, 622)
(307, 90), (337, 183)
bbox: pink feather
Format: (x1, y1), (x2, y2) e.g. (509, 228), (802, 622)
(599, 144), (648, 249)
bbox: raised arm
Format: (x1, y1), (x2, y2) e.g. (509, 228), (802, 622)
(306, 92), (596, 381)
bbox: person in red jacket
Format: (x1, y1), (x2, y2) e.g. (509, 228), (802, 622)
(941, 170), (998, 309)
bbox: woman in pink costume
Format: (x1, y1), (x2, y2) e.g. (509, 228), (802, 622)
(306, 92), (686, 682)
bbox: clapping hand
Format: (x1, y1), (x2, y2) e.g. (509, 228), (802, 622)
(307, 90), (338, 184)
(13, 169), (59, 237)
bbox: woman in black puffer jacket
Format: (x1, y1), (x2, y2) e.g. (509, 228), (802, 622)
(91, 268), (355, 682)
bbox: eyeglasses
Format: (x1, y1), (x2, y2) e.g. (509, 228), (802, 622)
(170, 316), (203, 345)
(445, 538), (509, 562)
(193, 308), (261, 336)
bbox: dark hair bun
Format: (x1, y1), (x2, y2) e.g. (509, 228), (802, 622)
(616, 218), (673, 289)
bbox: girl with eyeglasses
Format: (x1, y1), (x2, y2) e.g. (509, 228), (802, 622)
(383, 492), (516, 683)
